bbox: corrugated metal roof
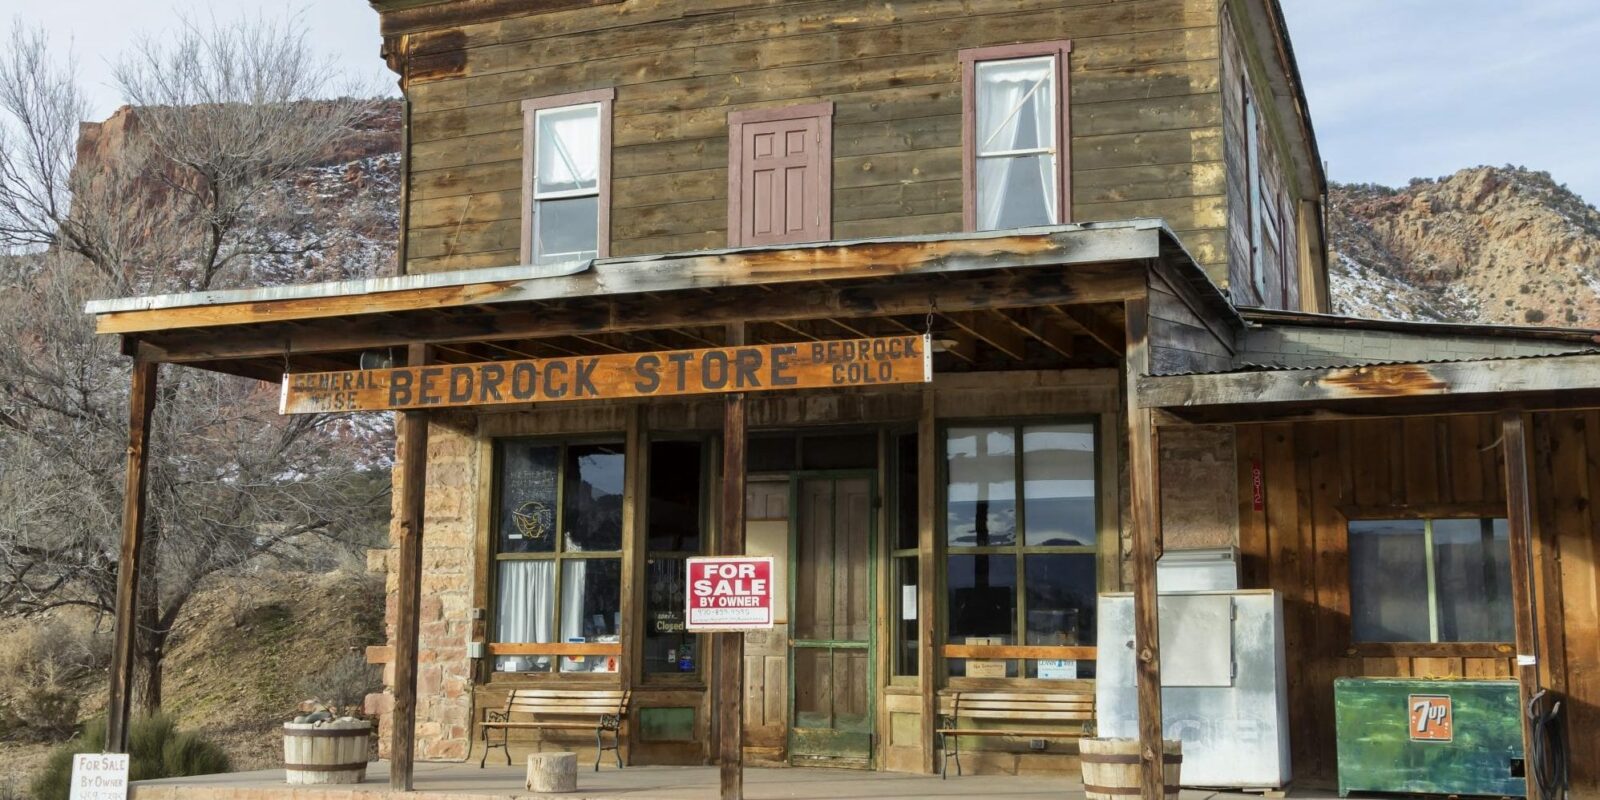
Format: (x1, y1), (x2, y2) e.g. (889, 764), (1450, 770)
(1240, 307), (1600, 345)
(1166, 347), (1600, 377)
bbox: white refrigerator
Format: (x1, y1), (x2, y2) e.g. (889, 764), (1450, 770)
(1094, 588), (1291, 789)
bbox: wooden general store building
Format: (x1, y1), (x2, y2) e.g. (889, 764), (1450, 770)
(88, 1), (1600, 797)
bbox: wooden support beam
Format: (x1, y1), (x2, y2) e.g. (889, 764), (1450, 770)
(940, 311), (1028, 361)
(619, 405), (644, 704)
(718, 324), (747, 800)
(1499, 411), (1541, 800)
(916, 387), (939, 774)
(995, 308), (1074, 360)
(1055, 304), (1125, 356)
(390, 343), (430, 791)
(1123, 297), (1166, 800)
(146, 268), (1142, 365)
(107, 360), (158, 753)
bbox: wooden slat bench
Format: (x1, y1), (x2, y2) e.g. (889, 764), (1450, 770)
(937, 690), (1094, 778)
(478, 689), (630, 771)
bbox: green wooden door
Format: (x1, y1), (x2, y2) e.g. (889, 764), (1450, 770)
(788, 474), (875, 766)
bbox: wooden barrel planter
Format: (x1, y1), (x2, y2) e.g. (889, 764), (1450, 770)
(1080, 738), (1182, 799)
(283, 719), (372, 785)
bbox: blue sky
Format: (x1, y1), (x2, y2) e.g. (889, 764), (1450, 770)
(13, 1), (1600, 205)
(1280, 0), (1600, 204)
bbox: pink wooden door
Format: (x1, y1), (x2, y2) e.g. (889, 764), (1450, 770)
(729, 105), (832, 246)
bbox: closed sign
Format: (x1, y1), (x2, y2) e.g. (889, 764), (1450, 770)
(686, 557), (774, 631)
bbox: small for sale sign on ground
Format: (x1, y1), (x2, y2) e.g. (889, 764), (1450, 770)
(70, 753), (129, 800)
(686, 556), (774, 631)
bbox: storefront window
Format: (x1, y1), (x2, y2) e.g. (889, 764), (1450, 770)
(643, 439), (706, 676)
(1349, 517), (1512, 644)
(493, 439), (624, 673)
(945, 422), (1097, 679)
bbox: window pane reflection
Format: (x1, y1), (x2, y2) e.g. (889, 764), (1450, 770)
(946, 427), (1017, 546)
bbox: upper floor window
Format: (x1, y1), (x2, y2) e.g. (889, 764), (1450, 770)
(1244, 83), (1267, 299)
(960, 42), (1072, 232)
(521, 88), (614, 266)
(1348, 516), (1514, 644)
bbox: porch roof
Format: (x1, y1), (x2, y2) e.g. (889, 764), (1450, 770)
(1133, 298), (1600, 421)
(84, 220), (1228, 382)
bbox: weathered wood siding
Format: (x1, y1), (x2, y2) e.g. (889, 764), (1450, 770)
(1236, 412), (1600, 791)
(1220, 2), (1301, 309)
(396, 0), (1227, 277)
(1146, 267), (1233, 375)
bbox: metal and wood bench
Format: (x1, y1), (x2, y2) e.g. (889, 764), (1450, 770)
(478, 688), (630, 771)
(936, 690), (1094, 778)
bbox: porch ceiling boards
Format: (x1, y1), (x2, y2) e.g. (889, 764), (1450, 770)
(84, 221), (1173, 382)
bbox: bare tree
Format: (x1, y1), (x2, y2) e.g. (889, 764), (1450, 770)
(0, 17), (394, 712)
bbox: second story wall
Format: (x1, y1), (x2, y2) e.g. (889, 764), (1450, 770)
(390, 0), (1232, 279)
(1219, 0), (1326, 311)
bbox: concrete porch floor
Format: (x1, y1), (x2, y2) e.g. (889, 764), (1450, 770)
(130, 762), (1348, 800)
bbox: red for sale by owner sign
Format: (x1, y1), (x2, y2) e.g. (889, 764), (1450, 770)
(686, 556), (775, 631)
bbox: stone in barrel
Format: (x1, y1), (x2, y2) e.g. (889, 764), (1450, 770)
(1080, 737), (1182, 799)
(283, 719), (372, 785)
(526, 751), (578, 793)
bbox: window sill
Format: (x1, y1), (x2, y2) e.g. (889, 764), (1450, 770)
(1346, 642), (1515, 659)
(483, 671), (623, 686)
(943, 677), (1095, 692)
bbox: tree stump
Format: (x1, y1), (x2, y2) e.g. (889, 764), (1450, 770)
(526, 751), (578, 793)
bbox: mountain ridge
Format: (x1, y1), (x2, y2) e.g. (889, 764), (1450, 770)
(1327, 165), (1600, 329)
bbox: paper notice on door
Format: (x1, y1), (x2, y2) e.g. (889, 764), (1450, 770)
(1037, 659), (1077, 680)
(901, 585), (917, 620)
(966, 660), (1008, 679)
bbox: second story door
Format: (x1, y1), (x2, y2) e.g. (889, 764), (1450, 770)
(728, 103), (833, 247)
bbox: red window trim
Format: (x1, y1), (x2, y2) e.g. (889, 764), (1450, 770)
(726, 102), (835, 247)
(520, 87), (615, 265)
(959, 40), (1073, 231)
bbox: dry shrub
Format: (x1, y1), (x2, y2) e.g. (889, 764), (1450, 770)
(297, 653), (380, 717)
(0, 617), (108, 741)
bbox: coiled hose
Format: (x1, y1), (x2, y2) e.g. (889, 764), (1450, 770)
(1527, 689), (1568, 800)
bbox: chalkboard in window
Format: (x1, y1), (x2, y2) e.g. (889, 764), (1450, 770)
(499, 441), (559, 553)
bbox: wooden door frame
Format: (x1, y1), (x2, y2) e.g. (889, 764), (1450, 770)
(786, 469), (879, 767)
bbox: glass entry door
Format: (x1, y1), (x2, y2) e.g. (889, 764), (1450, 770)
(789, 474), (875, 766)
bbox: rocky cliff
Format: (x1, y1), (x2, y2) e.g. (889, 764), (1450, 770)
(1328, 166), (1600, 328)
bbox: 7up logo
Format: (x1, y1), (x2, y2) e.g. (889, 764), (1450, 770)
(1408, 694), (1454, 742)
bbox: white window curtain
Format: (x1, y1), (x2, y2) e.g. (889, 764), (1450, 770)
(559, 560), (591, 672)
(494, 560), (556, 672)
(975, 57), (1057, 230)
(533, 103), (602, 264)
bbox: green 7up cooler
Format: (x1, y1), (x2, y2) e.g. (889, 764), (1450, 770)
(1333, 677), (1524, 797)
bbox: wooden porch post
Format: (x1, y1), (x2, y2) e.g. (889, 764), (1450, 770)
(916, 387), (939, 774)
(1499, 411), (1541, 800)
(391, 344), (430, 791)
(718, 324), (747, 800)
(1124, 297), (1165, 799)
(107, 359), (159, 753)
